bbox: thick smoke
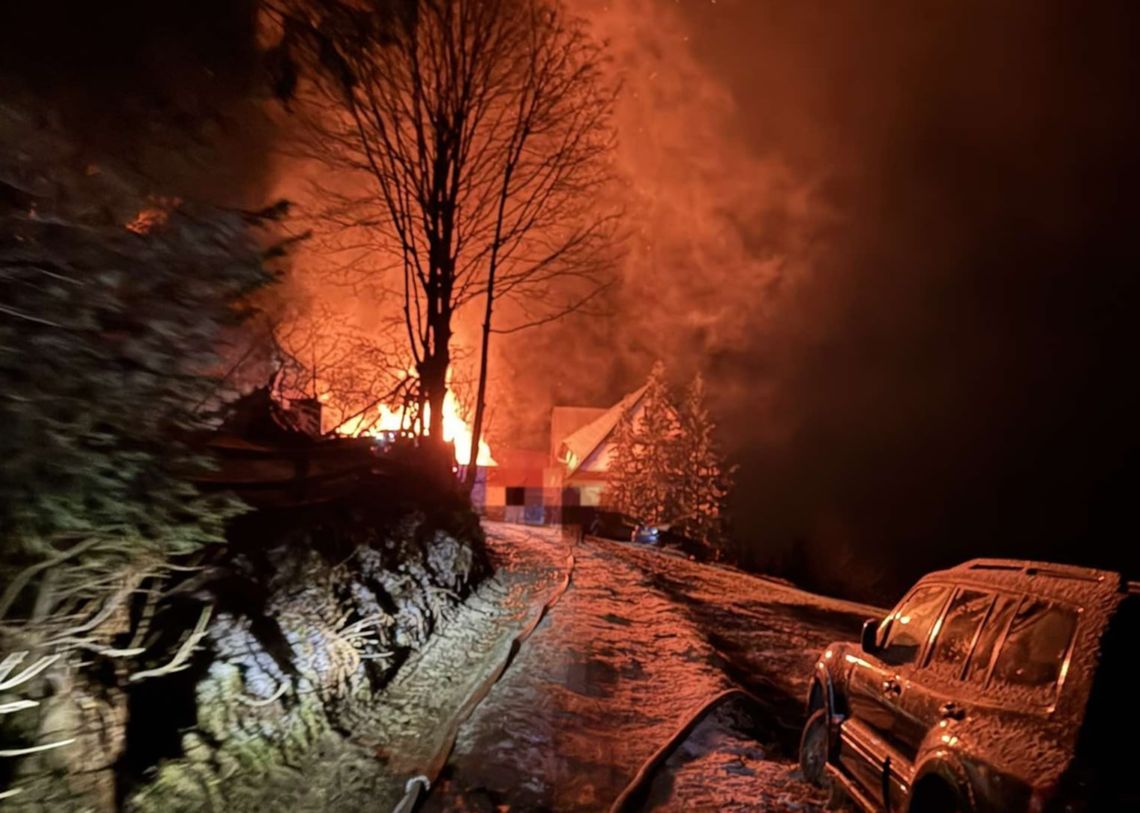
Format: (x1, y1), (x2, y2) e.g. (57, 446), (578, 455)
(7, 0), (1134, 600)
(498, 0), (1140, 600)
(490, 0), (824, 446)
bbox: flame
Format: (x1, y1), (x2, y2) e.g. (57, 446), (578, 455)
(337, 386), (496, 467)
(126, 196), (180, 234)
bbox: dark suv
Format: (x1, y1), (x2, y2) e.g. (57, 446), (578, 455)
(799, 559), (1138, 812)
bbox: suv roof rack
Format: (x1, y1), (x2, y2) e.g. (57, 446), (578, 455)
(959, 558), (1109, 584)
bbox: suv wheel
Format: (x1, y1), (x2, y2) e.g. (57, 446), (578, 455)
(799, 708), (830, 786)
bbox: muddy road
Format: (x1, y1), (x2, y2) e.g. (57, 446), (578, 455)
(423, 524), (878, 812)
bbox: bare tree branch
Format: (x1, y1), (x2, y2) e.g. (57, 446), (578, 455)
(268, 0), (618, 470)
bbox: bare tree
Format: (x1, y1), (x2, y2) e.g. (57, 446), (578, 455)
(264, 0), (618, 473)
(270, 301), (410, 432)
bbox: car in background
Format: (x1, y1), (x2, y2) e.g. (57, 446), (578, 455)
(630, 522), (695, 548)
(631, 523), (664, 546)
(584, 509), (638, 541)
(799, 558), (1138, 812)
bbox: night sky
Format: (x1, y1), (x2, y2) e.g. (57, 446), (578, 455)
(0, 0), (271, 207)
(498, 0), (1140, 598)
(3, 0), (1137, 600)
(677, 0), (1140, 596)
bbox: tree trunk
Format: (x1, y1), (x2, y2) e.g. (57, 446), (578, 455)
(465, 158), (513, 490)
(417, 279), (452, 477)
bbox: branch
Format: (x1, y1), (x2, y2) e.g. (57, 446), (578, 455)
(0, 537), (103, 620)
(0, 738), (77, 758)
(0, 699), (39, 715)
(238, 679), (290, 707)
(128, 605), (212, 682)
(0, 653), (60, 692)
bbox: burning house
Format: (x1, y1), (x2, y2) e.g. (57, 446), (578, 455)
(551, 386), (648, 509)
(471, 385), (649, 525)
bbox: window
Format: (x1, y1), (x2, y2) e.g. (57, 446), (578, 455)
(991, 599), (1077, 696)
(965, 594), (1018, 683)
(928, 589), (992, 678)
(880, 585), (950, 666)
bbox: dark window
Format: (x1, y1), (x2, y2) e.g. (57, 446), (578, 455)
(991, 599), (1078, 694)
(505, 487), (525, 506)
(880, 585), (950, 666)
(928, 589), (993, 678)
(965, 594), (1018, 683)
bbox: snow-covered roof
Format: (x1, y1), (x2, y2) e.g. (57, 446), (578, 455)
(559, 385), (648, 476)
(549, 405), (608, 460)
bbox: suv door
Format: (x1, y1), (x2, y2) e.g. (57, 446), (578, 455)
(884, 587), (997, 798)
(842, 583), (951, 808)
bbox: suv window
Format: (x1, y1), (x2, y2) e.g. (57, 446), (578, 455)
(965, 593), (1019, 683)
(927, 588), (992, 678)
(880, 584), (950, 666)
(991, 598), (1078, 698)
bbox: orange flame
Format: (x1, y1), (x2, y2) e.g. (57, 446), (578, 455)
(337, 386), (495, 467)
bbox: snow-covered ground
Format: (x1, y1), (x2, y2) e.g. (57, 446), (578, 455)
(218, 523), (573, 811)
(249, 522), (878, 811)
(423, 523), (879, 812)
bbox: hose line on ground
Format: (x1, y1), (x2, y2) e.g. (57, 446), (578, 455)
(608, 687), (759, 813)
(391, 532), (579, 813)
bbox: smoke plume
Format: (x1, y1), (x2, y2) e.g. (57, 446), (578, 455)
(498, 0), (1140, 599)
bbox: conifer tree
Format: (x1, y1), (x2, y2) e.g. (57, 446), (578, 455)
(636, 361), (682, 524)
(605, 361), (681, 525)
(604, 408), (641, 520)
(606, 364), (732, 557)
(676, 371), (733, 556)
(0, 108), (275, 619)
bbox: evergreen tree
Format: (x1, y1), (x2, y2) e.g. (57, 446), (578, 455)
(0, 107), (275, 618)
(604, 408), (641, 519)
(605, 361), (681, 525)
(676, 372), (733, 557)
(636, 361), (682, 524)
(606, 364), (732, 557)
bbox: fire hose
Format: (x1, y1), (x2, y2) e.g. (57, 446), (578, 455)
(607, 688), (751, 813)
(607, 683), (808, 813)
(391, 532), (805, 813)
(391, 535), (578, 813)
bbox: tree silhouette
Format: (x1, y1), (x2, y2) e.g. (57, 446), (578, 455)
(676, 372), (733, 556)
(606, 362), (681, 525)
(266, 0), (617, 471)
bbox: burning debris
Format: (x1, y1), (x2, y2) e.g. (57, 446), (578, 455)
(334, 371), (496, 468)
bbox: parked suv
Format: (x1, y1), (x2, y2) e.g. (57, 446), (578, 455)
(799, 559), (1138, 812)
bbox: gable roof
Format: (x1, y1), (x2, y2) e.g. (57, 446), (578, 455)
(550, 405), (608, 460)
(559, 385), (648, 476)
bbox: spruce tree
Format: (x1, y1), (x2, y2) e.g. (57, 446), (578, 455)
(676, 372), (732, 557)
(0, 108), (275, 618)
(605, 361), (682, 525)
(605, 409), (641, 519)
(636, 361), (682, 525)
